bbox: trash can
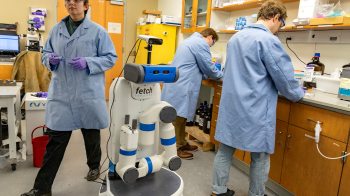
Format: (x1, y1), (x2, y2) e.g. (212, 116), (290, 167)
(31, 126), (48, 168)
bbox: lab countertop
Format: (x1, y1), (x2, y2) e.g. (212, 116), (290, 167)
(203, 79), (350, 115)
(300, 90), (350, 115)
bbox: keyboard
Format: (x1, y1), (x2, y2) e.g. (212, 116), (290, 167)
(0, 58), (15, 62)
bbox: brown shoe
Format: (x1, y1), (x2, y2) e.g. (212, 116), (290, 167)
(179, 143), (198, 152)
(177, 150), (193, 160)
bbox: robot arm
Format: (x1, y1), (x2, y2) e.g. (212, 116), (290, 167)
(138, 102), (181, 175)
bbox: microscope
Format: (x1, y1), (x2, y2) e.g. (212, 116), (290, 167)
(99, 63), (183, 196)
(24, 17), (44, 52)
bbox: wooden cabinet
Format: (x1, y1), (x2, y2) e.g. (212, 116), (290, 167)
(269, 120), (288, 183)
(339, 145), (350, 196)
(290, 103), (350, 143)
(0, 64), (13, 80)
(234, 149), (245, 161)
(210, 82), (222, 144)
(182, 0), (212, 33)
(276, 98), (291, 122)
(280, 125), (346, 196)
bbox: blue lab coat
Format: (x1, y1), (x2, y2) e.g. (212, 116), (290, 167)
(42, 17), (117, 131)
(215, 24), (304, 154)
(161, 32), (223, 120)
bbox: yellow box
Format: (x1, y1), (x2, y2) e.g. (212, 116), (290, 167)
(310, 16), (350, 25)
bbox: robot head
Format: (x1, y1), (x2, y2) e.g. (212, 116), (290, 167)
(124, 63), (179, 84)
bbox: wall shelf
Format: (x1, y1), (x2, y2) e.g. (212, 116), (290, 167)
(216, 29), (238, 34)
(281, 24), (350, 32)
(212, 0), (299, 12)
(216, 24), (350, 34)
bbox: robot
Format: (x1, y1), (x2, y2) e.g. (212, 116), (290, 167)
(99, 63), (183, 196)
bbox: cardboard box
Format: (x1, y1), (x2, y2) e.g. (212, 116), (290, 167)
(310, 16), (350, 25)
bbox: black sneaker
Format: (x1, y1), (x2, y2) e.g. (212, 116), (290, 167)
(21, 189), (52, 196)
(211, 188), (235, 196)
(86, 168), (100, 181)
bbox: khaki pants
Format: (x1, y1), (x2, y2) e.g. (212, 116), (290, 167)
(173, 116), (187, 148)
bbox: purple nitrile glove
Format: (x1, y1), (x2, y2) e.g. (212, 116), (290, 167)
(69, 57), (88, 70)
(48, 53), (62, 65)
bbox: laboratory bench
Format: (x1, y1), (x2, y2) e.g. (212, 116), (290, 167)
(200, 79), (350, 196)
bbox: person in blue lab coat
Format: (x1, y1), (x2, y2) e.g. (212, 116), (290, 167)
(161, 28), (223, 159)
(22, 0), (117, 195)
(211, 1), (304, 196)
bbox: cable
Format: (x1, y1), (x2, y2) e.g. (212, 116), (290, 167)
(105, 38), (141, 166)
(316, 144), (350, 160)
(133, 39), (142, 63)
(285, 38), (307, 65)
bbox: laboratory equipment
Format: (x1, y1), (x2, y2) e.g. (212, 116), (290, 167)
(338, 68), (350, 101)
(24, 92), (47, 155)
(99, 63), (183, 196)
(0, 82), (25, 171)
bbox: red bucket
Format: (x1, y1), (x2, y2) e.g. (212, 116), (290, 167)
(31, 126), (49, 168)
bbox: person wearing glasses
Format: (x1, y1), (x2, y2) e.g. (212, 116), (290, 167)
(161, 28), (223, 160)
(22, 0), (117, 195)
(211, 1), (303, 196)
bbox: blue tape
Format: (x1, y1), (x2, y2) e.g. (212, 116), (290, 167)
(160, 136), (176, 146)
(139, 123), (155, 132)
(119, 149), (137, 156)
(108, 161), (115, 172)
(145, 157), (153, 175)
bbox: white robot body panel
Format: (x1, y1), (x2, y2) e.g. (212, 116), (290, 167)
(105, 64), (182, 191)
(108, 78), (162, 164)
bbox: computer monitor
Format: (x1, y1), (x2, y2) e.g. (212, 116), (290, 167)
(0, 34), (20, 56)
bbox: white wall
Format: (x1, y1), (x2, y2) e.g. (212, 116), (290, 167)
(158, 0), (185, 46)
(210, 0), (350, 73)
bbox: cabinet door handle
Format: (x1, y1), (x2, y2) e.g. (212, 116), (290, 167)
(307, 118), (323, 124)
(279, 131), (284, 134)
(216, 93), (221, 96)
(217, 84), (222, 88)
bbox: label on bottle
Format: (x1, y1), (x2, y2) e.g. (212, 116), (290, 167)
(304, 66), (314, 82)
(198, 118), (203, 126)
(195, 115), (199, 123)
(207, 121), (211, 129)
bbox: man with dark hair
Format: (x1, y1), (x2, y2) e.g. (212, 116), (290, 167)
(21, 0), (117, 195)
(161, 28), (223, 160)
(211, 0), (304, 196)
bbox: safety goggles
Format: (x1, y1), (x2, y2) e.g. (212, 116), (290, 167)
(65, 0), (84, 4)
(279, 18), (285, 28)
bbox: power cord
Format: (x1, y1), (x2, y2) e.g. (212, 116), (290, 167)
(133, 39), (142, 63)
(105, 39), (141, 166)
(285, 38), (307, 65)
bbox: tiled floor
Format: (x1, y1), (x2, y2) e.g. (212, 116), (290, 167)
(0, 128), (276, 196)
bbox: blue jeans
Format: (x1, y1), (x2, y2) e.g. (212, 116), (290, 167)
(212, 143), (270, 196)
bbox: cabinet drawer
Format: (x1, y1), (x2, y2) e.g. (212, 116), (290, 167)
(290, 103), (350, 142)
(276, 98), (291, 122)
